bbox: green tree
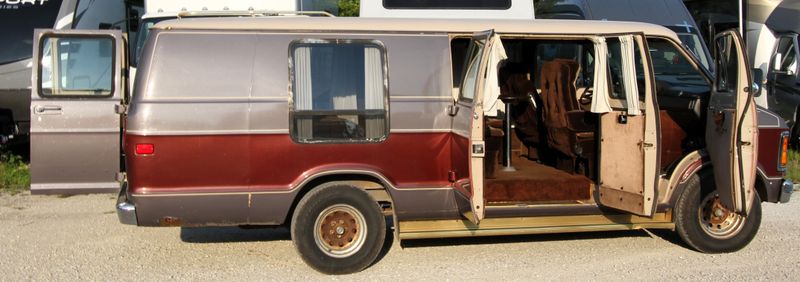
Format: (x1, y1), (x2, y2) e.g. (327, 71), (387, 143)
(338, 0), (359, 17)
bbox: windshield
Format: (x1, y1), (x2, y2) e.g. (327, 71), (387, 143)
(132, 17), (173, 67)
(667, 26), (712, 73)
(0, 0), (63, 65)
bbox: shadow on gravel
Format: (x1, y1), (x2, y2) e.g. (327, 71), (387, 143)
(180, 226), (291, 243)
(400, 229), (655, 249)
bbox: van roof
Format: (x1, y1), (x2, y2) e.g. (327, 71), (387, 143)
(154, 17), (679, 39)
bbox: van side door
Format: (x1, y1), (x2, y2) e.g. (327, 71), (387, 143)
(451, 30), (495, 224)
(595, 34), (659, 216)
(30, 29), (125, 193)
(707, 31), (758, 214)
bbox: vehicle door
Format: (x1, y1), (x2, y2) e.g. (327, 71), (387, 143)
(595, 34), (660, 216)
(769, 33), (800, 95)
(707, 30), (758, 214)
(30, 29), (126, 193)
(451, 30), (496, 224)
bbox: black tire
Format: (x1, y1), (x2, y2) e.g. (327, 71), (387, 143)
(290, 183), (386, 274)
(674, 171), (762, 253)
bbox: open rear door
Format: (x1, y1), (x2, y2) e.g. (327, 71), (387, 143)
(595, 34), (659, 216)
(707, 31), (758, 214)
(451, 30), (496, 224)
(30, 29), (126, 194)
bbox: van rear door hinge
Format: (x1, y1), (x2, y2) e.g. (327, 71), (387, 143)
(115, 104), (127, 115)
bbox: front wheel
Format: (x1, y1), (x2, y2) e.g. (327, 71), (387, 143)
(674, 172), (762, 253)
(291, 183), (386, 274)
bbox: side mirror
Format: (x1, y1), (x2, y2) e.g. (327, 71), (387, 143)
(752, 68), (763, 97)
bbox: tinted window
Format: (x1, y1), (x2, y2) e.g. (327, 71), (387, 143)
(291, 41), (388, 143)
(0, 0), (62, 64)
(646, 38), (710, 96)
(39, 36), (114, 97)
(72, 0), (126, 30)
(776, 36), (797, 72)
(384, 0), (510, 9)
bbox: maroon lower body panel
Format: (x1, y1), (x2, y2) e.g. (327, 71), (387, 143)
(125, 132), (467, 225)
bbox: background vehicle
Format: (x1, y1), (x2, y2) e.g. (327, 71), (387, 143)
(536, 0), (713, 72)
(0, 0), (142, 148)
(360, 0), (535, 19)
(745, 0), (800, 146)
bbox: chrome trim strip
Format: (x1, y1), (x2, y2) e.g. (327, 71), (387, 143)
(389, 96), (453, 102)
(30, 128), (120, 134)
(757, 167), (783, 180)
(389, 128), (451, 133)
(127, 129), (455, 136)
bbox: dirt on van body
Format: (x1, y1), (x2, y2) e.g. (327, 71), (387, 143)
(1, 192), (799, 280)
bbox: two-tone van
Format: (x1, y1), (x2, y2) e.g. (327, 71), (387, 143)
(31, 17), (791, 274)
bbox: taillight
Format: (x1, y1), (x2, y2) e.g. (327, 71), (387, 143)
(779, 132), (790, 171)
(135, 143), (155, 155)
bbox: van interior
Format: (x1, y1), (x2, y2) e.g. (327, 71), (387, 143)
(451, 36), (709, 206)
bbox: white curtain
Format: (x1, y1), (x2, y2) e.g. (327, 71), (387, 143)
(591, 37), (612, 114)
(483, 33), (508, 117)
(364, 46), (384, 139)
(619, 35), (641, 115)
(294, 47), (313, 139)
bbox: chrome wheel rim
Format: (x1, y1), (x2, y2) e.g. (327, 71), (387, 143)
(313, 204), (367, 258)
(697, 193), (746, 239)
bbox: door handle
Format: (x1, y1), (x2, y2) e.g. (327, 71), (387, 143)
(34, 105), (62, 114)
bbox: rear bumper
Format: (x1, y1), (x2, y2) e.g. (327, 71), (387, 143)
(116, 182), (138, 225)
(780, 180), (793, 203)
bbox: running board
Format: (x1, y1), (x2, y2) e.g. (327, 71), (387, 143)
(398, 212), (674, 240)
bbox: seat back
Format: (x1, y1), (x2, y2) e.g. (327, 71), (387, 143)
(540, 59), (581, 157)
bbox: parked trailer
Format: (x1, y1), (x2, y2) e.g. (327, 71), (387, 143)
(30, 16), (791, 273)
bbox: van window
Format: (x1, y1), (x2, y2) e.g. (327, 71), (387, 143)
(607, 37), (646, 105)
(646, 38), (710, 95)
(290, 40), (388, 143)
(383, 0), (511, 10)
(39, 36), (114, 97)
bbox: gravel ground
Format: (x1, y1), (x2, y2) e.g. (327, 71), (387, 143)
(1, 192), (798, 281)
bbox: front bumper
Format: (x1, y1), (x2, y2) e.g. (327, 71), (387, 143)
(116, 182), (138, 225)
(780, 180), (793, 203)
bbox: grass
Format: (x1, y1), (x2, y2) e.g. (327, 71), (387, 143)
(0, 151), (29, 195)
(786, 150), (800, 184)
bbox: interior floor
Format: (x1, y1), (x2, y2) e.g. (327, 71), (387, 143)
(485, 157), (592, 205)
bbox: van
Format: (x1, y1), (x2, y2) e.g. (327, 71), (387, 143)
(31, 17), (790, 274)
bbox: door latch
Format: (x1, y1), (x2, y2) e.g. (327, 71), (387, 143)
(115, 104), (127, 115)
(447, 105), (459, 116)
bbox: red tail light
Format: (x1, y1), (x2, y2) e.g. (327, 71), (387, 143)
(135, 143), (155, 155)
(779, 132), (790, 171)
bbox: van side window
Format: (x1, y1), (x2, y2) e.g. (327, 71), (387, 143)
(606, 37), (646, 106)
(290, 40), (388, 143)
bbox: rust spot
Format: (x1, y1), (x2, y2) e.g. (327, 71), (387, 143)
(160, 216), (182, 226)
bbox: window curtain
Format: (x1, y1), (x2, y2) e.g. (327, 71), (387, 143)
(364, 46), (385, 139)
(294, 47), (313, 139)
(590, 37), (612, 114)
(619, 35), (641, 115)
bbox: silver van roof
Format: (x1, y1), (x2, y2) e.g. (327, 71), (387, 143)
(154, 17), (679, 39)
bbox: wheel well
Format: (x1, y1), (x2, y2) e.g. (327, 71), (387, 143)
(670, 166), (770, 205)
(283, 174), (393, 226)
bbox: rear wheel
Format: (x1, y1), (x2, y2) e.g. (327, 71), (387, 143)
(291, 183), (386, 274)
(674, 172), (761, 253)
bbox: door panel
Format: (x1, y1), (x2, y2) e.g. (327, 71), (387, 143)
(597, 34), (658, 216)
(451, 30), (494, 224)
(30, 29), (125, 193)
(707, 31), (758, 214)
